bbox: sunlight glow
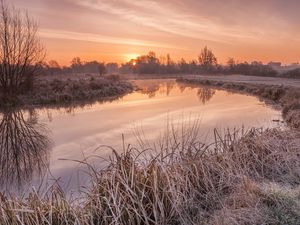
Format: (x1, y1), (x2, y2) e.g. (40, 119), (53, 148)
(124, 53), (140, 62)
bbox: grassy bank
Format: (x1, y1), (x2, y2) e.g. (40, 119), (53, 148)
(0, 74), (134, 108)
(177, 77), (300, 130)
(0, 125), (299, 225)
(1, 77), (300, 224)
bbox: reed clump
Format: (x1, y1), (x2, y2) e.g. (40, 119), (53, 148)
(0, 125), (299, 225)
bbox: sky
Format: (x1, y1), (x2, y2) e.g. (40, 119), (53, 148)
(10, 0), (300, 65)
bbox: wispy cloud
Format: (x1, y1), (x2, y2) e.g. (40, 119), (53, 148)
(12, 0), (300, 63)
(39, 28), (184, 49)
(74, 0), (267, 44)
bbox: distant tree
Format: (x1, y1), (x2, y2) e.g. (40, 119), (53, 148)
(230, 61), (278, 77)
(166, 54), (172, 66)
(283, 68), (300, 78)
(198, 46), (217, 72)
(47, 60), (61, 75)
(48, 60), (61, 69)
(135, 51), (160, 74)
(0, 1), (45, 99)
(98, 62), (106, 76)
(84, 60), (101, 74)
(106, 63), (119, 74)
(251, 61), (263, 66)
(159, 56), (166, 65)
(165, 54), (177, 73)
(189, 60), (199, 74)
(178, 58), (190, 74)
(226, 58), (236, 73)
(71, 57), (82, 66)
(70, 57), (83, 73)
(227, 58), (235, 68)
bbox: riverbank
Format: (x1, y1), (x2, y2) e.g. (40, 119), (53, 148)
(177, 76), (300, 129)
(0, 74), (134, 108)
(1, 126), (299, 225)
(1, 76), (299, 225)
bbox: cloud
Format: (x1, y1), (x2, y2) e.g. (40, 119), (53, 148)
(39, 28), (184, 49)
(73, 0), (288, 45)
(11, 0), (300, 63)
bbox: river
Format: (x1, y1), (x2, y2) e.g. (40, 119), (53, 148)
(0, 79), (283, 194)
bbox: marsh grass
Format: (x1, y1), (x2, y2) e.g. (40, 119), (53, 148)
(0, 75), (134, 108)
(0, 121), (299, 225)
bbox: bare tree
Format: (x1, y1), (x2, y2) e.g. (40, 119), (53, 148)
(0, 0), (45, 99)
(198, 46), (217, 72)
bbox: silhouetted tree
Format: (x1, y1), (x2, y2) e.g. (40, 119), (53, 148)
(0, 1), (45, 99)
(227, 58), (236, 70)
(226, 60), (278, 76)
(48, 60), (60, 69)
(70, 57), (83, 73)
(198, 46), (217, 73)
(135, 51), (160, 74)
(47, 60), (62, 75)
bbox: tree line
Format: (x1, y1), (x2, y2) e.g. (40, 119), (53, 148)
(43, 47), (281, 77)
(119, 48), (279, 76)
(42, 57), (110, 76)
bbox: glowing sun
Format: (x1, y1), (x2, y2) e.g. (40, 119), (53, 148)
(124, 53), (140, 62)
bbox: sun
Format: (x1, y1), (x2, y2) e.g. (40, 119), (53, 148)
(124, 53), (140, 62)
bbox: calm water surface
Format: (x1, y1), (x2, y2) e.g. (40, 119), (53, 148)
(0, 79), (283, 193)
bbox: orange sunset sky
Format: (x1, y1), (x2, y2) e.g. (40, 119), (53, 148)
(11, 0), (300, 65)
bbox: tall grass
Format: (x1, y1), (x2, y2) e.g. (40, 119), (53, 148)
(0, 124), (299, 224)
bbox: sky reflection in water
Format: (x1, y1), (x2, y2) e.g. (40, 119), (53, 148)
(0, 79), (283, 193)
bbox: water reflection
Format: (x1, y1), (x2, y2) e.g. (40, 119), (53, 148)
(136, 80), (175, 98)
(197, 87), (216, 104)
(0, 79), (282, 194)
(135, 79), (216, 104)
(0, 109), (51, 191)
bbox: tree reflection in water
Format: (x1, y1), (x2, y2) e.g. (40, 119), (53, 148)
(0, 109), (51, 190)
(136, 80), (175, 98)
(135, 80), (216, 104)
(197, 87), (216, 104)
